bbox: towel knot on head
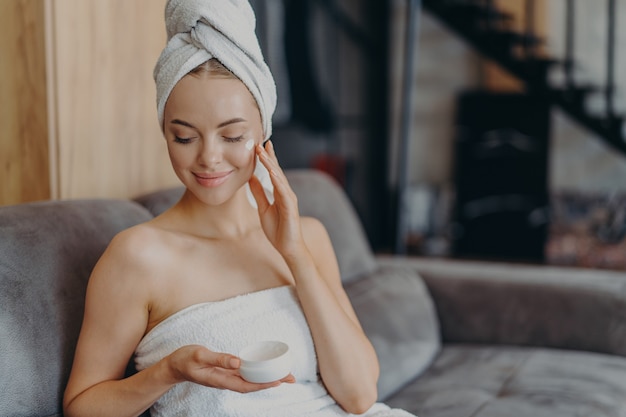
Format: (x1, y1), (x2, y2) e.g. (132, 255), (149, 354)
(154, 0), (277, 141)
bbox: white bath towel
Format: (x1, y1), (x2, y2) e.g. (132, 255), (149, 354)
(134, 286), (416, 417)
(154, 0), (275, 207)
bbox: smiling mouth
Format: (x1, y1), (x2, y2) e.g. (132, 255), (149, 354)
(193, 171), (232, 187)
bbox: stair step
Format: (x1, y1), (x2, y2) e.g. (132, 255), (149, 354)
(517, 58), (561, 84)
(422, 0), (626, 155)
(424, 1), (514, 32)
(554, 85), (604, 105)
(547, 60), (589, 87)
(442, 3), (514, 24)
(553, 91), (626, 152)
(477, 30), (544, 52)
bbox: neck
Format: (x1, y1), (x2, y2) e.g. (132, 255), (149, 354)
(173, 187), (260, 239)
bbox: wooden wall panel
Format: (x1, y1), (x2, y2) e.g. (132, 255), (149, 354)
(50, 0), (179, 200)
(0, 0), (50, 205)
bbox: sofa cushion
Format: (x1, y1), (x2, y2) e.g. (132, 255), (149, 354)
(386, 344), (626, 417)
(0, 200), (152, 417)
(345, 265), (441, 401)
(134, 186), (185, 217)
(380, 257), (626, 355)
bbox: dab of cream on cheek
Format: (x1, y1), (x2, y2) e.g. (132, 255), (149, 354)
(245, 139), (255, 151)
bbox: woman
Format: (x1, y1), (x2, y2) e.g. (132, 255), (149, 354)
(63, 1), (416, 416)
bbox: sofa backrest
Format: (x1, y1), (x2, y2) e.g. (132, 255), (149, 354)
(0, 199), (153, 417)
(135, 169), (378, 283)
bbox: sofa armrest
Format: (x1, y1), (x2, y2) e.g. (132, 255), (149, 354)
(376, 256), (626, 357)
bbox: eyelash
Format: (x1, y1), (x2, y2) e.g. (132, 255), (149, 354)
(174, 136), (192, 144)
(173, 135), (244, 144)
(224, 135), (244, 143)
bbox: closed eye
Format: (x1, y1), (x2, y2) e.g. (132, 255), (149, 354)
(174, 136), (193, 144)
(224, 135), (244, 143)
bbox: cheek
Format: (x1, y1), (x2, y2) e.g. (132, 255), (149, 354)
(166, 142), (197, 172)
(166, 144), (186, 167)
(227, 143), (256, 168)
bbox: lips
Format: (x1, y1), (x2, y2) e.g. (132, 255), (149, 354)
(193, 171), (232, 187)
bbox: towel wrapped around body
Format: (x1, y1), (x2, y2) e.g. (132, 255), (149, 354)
(134, 286), (416, 417)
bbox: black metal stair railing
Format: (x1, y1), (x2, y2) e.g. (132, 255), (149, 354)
(422, 0), (626, 155)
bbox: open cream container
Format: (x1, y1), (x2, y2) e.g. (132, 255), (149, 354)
(239, 341), (292, 383)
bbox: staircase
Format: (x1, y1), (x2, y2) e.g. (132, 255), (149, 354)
(422, 0), (626, 154)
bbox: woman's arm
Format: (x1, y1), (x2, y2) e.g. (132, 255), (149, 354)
(250, 142), (379, 414)
(63, 227), (285, 417)
(64, 227), (174, 417)
(294, 217), (380, 413)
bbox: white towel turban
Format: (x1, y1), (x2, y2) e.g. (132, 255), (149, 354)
(154, 0), (276, 206)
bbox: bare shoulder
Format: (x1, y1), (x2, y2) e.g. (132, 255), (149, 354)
(301, 216), (331, 247)
(105, 221), (171, 265)
(89, 221), (175, 294)
(301, 216), (341, 279)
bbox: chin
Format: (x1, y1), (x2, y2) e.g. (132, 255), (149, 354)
(192, 184), (249, 207)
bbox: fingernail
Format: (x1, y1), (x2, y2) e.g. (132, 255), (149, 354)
(229, 358), (240, 368)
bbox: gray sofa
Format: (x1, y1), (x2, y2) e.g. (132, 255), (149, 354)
(2, 169), (626, 417)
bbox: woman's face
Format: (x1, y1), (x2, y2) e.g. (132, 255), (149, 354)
(163, 74), (264, 206)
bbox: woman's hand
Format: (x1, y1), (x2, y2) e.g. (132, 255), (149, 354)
(166, 345), (295, 393)
(250, 146), (380, 412)
(248, 141), (307, 260)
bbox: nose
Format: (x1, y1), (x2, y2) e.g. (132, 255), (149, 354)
(198, 138), (223, 167)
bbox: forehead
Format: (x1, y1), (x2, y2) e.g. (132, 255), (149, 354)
(165, 74), (260, 125)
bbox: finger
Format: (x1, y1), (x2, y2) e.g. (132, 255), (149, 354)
(221, 371), (283, 393)
(267, 140), (279, 162)
(234, 373), (295, 392)
(268, 167), (298, 209)
(255, 144), (298, 214)
(256, 144), (275, 172)
(256, 146), (288, 194)
(257, 142), (283, 177)
(195, 349), (240, 370)
(280, 374), (296, 384)
(248, 174), (271, 212)
(256, 146), (287, 196)
(265, 140), (285, 175)
(237, 380), (283, 393)
(200, 367), (282, 393)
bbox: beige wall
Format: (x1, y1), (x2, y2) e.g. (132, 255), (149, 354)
(1, 0), (180, 206)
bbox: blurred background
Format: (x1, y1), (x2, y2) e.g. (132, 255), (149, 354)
(2, 0), (626, 269)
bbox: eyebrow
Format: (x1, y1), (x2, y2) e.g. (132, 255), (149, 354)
(170, 119), (196, 129)
(169, 118), (247, 129)
(217, 117), (247, 128)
